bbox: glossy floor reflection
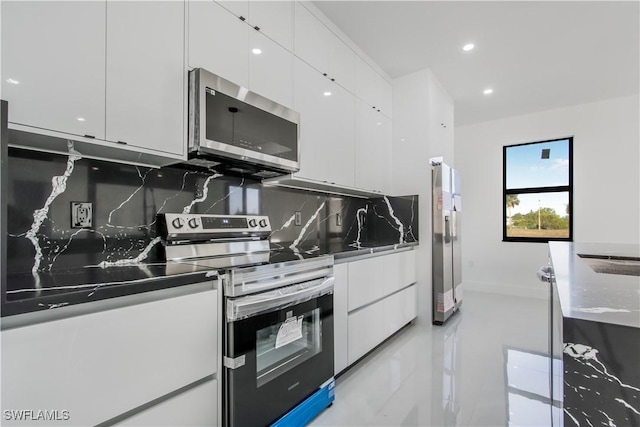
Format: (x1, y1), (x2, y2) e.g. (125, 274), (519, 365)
(310, 290), (552, 426)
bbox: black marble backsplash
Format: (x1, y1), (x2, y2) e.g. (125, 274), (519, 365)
(6, 141), (418, 276)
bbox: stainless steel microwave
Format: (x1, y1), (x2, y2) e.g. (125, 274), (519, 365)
(187, 68), (300, 178)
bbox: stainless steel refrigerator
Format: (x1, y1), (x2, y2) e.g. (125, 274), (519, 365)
(431, 161), (462, 325)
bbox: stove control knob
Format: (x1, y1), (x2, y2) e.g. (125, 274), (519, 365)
(171, 217), (184, 229)
(188, 218), (199, 229)
(248, 218), (258, 228)
(259, 219), (268, 228)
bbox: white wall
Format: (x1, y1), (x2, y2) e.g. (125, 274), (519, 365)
(455, 94), (640, 298)
(392, 69), (454, 323)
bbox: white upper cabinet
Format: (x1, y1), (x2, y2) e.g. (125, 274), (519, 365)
(431, 79), (454, 141)
(217, 1), (293, 51)
(217, 0), (249, 20)
(294, 58), (354, 187)
(105, 1), (185, 155)
(355, 98), (392, 194)
(249, 1), (293, 51)
(188, 0), (249, 88)
(249, 31), (293, 108)
(355, 55), (393, 119)
(1, 1), (106, 139)
(190, 1), (292, 108)
(294, 3), (355, 93)
(294, 58), (334, 182)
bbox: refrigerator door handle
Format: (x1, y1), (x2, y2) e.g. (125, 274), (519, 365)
(444, 215), (451, 244)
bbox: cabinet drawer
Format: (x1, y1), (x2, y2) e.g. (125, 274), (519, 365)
(116, 378), (217, 426)
(347, 298), (386, 365)
(384, 284), (417, 336)
(347, 250), (417, 311)
(347, 256), (386, 311)
(1, 287), (217, 426)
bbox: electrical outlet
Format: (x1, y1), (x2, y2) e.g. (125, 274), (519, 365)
(336, 213), (342, 226)
(71, 202), (93, 228)
(294, 211), (302, 226)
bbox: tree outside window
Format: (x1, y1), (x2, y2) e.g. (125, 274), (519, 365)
(503, 138), (573, 242)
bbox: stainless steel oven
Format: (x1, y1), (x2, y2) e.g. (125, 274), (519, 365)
(158, 213), (335, 427)
(223, 257), (334, 427)
(188, 68), (300, 178)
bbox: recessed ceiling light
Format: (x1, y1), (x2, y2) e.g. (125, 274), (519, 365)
(323, 91), (332, 96)
(463, 43), (475, 52)
(6, 78), (19, 85)
(91, 166), (100, 171)
(251, 48), (262, 55)
(483, 88), (493, 95)
(77, 117), (86, 122)
(376, 122), (382, 126)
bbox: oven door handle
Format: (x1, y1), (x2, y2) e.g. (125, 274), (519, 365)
(226, 276), (335, 322)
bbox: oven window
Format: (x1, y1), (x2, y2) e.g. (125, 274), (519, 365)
(256, 308), (322, 388)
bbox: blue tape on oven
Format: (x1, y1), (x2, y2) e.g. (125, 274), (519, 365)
(270, 378), (335, 427)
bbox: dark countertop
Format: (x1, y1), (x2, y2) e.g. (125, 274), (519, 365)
(549, 242), (640, 328)
(3, 262), (218, 317)
(3, 239), (419, 318)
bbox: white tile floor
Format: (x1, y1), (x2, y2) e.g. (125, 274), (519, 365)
(309, 290), (556, 427)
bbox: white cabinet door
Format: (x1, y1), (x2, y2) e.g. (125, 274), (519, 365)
(333, 263), (349, 375)
(188, 0), (249, 88)
(1, 1), (106, 139)
(355, 55), (393, 118)
(355, 99), (391, 193)
(354, 56), (381, 110)
(347, 255), (386, 311)
(249, 30), (293, 108)
(294, 2), (355, 94)
(324, 77), (355, 187)
(347, 298), (386, 365)
(294, 57), (354, 186)
(116, 379), (217, 427)
(294, 58), (332, 182)
(326, 30), (356, 93)
(294, 2), (330, 75)
(354, 99), (377, 191)
(217, 0), (248, 19)
(380, 78), (393, 119)
(384, 284), (417, 336)
(1, 288), (218, 427)
(106, 0), (184, 155)
(249, 1), (293, 51)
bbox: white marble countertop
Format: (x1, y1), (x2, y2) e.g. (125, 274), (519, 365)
(549, 242), (640, 328)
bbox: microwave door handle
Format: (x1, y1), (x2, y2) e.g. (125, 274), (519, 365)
(226, 276), (335, 322)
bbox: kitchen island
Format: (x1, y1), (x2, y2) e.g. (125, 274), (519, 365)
(548, 242), (640, 427)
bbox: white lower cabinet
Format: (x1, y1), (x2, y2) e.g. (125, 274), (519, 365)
(0, 286), (218, 426)
(115, 379), (217, 427)
(333, 263), (349, 375)
(347, 297), (387, 365)
(341, 249), (418, 370)
(384, 285), (418, 337)
(348, 250), (417, 312)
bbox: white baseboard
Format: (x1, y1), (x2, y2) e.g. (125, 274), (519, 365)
(461, 280), (548, 300)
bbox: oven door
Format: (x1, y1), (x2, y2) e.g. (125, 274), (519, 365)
(224, 277), (334, 427)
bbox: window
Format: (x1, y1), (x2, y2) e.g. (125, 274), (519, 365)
(503, 137), (573, 242)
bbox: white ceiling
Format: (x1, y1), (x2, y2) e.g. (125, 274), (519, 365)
(312, 1), (640, 127)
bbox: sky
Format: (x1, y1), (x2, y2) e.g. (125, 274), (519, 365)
(506, 139), (570, 216)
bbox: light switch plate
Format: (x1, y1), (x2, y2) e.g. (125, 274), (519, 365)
(71, 202), (93, 228)
(294, 211), (302, 226)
